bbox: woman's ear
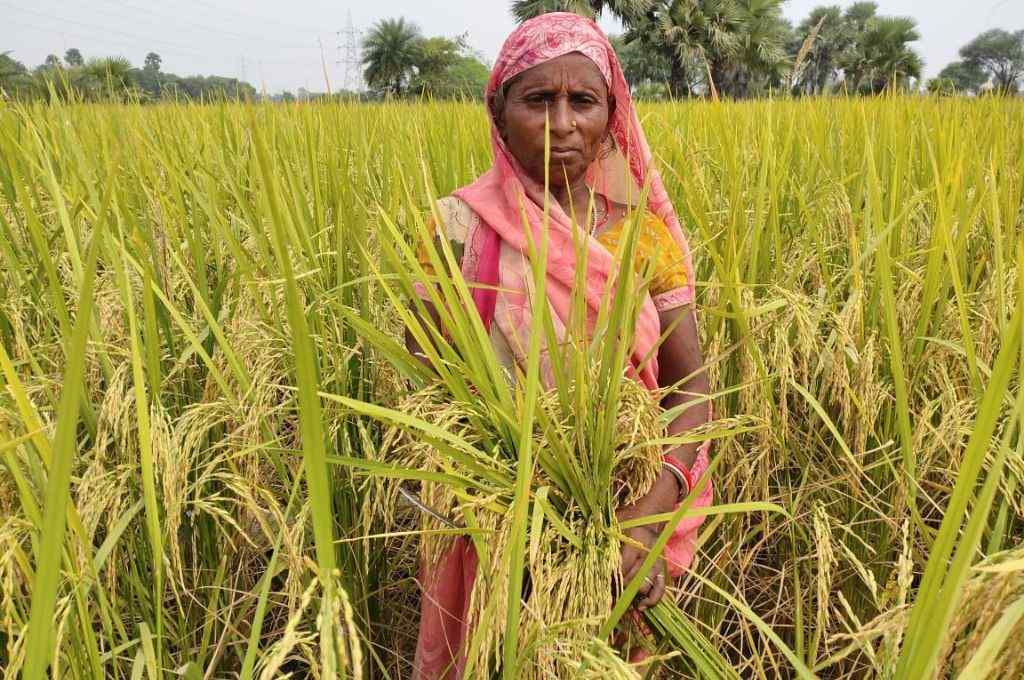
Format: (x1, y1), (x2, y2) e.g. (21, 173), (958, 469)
(602, 94), (617, 143)
(489, 94), (507, 139)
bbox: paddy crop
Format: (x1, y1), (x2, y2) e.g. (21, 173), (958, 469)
(0, 95), (1022, 678)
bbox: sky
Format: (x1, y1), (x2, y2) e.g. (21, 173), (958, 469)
(2, 1), (1022, 94)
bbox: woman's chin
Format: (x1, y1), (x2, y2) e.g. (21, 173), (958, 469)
(545, 161), (586, 185)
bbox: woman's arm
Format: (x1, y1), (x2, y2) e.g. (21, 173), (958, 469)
(405, 299), (444, 370)
(656, 306), (711, 468)
(616, 304), (708, 609)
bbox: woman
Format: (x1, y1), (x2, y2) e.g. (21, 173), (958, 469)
(409, 12), (712, 679)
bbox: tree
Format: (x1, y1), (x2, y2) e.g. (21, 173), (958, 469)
(64, 48), (84, 67)
(362, 18), (423, 96)
(845, 2), (878, 25)
(43, 54), (62, 69)
(834, 4), (920, 95)
(0, 52), (26, 78)
(511, 0), (653, 22)
(411, 35), (489, 98)
(144, 52), (162, 73)
(933, 60), (987, 95)
(834, 2), (877, 93)
(647, 1), (745, 97)
(790, 5), (851, 95)
(74, 57), (135, 101)
(513, 0), (794, 99)
(412, 36), (461, 92)
(727, 0), (791, 97)
(960, 29), (1024, 95)
(0, 52), (32, 98)
(610, 34), (673, 89)
(859, 16), (921, 93)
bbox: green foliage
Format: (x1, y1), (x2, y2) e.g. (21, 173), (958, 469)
(143, 52), (161, 73)
(960, 29), (1024, 95)
(360, 23), (490, 100)
(2, 49), (256, 103)
(511, 0), (655, 23)
(610, 34), (673, 90)
(790, 5), (850, 95)
(411, 35), (489, 99)
(933, 60), (988, 95)
(514, 0), (926, 98)
(362, 17), (423, 96)
(63, 48), (84, 67)
(0, 52), (32, 98)
(729, 0), (793, 96)
(852, 16), (923, 93)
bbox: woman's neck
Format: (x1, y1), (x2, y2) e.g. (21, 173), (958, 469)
(550, 179), (594, 224)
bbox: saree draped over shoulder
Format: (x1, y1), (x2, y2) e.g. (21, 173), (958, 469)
(412, 12), (713, 680)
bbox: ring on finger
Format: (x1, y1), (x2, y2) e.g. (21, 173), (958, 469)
(643, 573), (664, 587)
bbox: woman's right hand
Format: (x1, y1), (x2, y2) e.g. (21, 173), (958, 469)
(615, 468), (681, 610)
(619, 525), (668, 611)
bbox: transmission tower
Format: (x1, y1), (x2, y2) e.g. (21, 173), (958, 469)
(337, 11), (363, 93)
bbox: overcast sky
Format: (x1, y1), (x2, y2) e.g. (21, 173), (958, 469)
(2, 1), (1022, 94)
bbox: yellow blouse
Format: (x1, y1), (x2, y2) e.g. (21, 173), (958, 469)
(415, 197), (691, 311)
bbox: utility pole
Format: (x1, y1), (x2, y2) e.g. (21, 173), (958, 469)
(336, 10), (362, 93)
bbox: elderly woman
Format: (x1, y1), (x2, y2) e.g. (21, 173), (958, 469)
(409, 12), (712, 679)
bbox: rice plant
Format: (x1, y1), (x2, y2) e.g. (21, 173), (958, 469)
(0, 94), (1021, 678)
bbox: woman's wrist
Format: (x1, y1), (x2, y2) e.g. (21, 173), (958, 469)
(618, 469), (679, 532)
(665, 443), (698, 470)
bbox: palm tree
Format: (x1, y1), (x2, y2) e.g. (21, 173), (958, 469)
(511, 0), (654, 22)
(362, 18), (423, 96)
(648, 0), (744, 97)
(860, 17), (921, 93)
(84, 57), (134, 96)
(727, 0), (790, 97)
(792, 5), (851, 95)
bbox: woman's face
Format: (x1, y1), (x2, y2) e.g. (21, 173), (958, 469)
(495, 53), (612, 189)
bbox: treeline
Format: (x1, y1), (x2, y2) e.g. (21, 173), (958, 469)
(360, 20), (490, 98)
(514, 1), (1024, 98)
(0, 49), (257, 103)
(4, 3), (1021, 104)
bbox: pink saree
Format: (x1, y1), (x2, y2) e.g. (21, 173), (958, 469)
(412, 12), (712, 679)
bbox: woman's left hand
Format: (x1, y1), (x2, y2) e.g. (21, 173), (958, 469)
(619, 525), (668, 610)
(615, 467), (682, 610)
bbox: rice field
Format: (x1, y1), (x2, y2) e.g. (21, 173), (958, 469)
(0, 95), (1023, 679)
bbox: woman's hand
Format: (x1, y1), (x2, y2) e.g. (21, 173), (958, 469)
(615, 468), (681, 610)
(619, 525), (667, 610)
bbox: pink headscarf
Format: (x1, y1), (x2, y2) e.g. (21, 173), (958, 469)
(452, 11), (696, 389)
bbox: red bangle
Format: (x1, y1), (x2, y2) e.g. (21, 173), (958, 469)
(661, 456), (694, 500)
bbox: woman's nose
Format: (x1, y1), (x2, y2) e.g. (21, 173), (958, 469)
(548, 99), (574, 137)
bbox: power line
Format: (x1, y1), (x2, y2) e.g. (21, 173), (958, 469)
(4, 15), (209, 61)
(177, 0), (332, 38)
(93, 0), (323, 50)
(2, 4), (324, 67)
(1, 3), (224, 56)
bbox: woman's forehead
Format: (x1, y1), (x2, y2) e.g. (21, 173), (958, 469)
(508, 53), (607, 91)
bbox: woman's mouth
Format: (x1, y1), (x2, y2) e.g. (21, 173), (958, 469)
(549, 147), (580, 160)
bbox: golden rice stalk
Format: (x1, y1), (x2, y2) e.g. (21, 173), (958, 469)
(379, 374), (663, 678)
